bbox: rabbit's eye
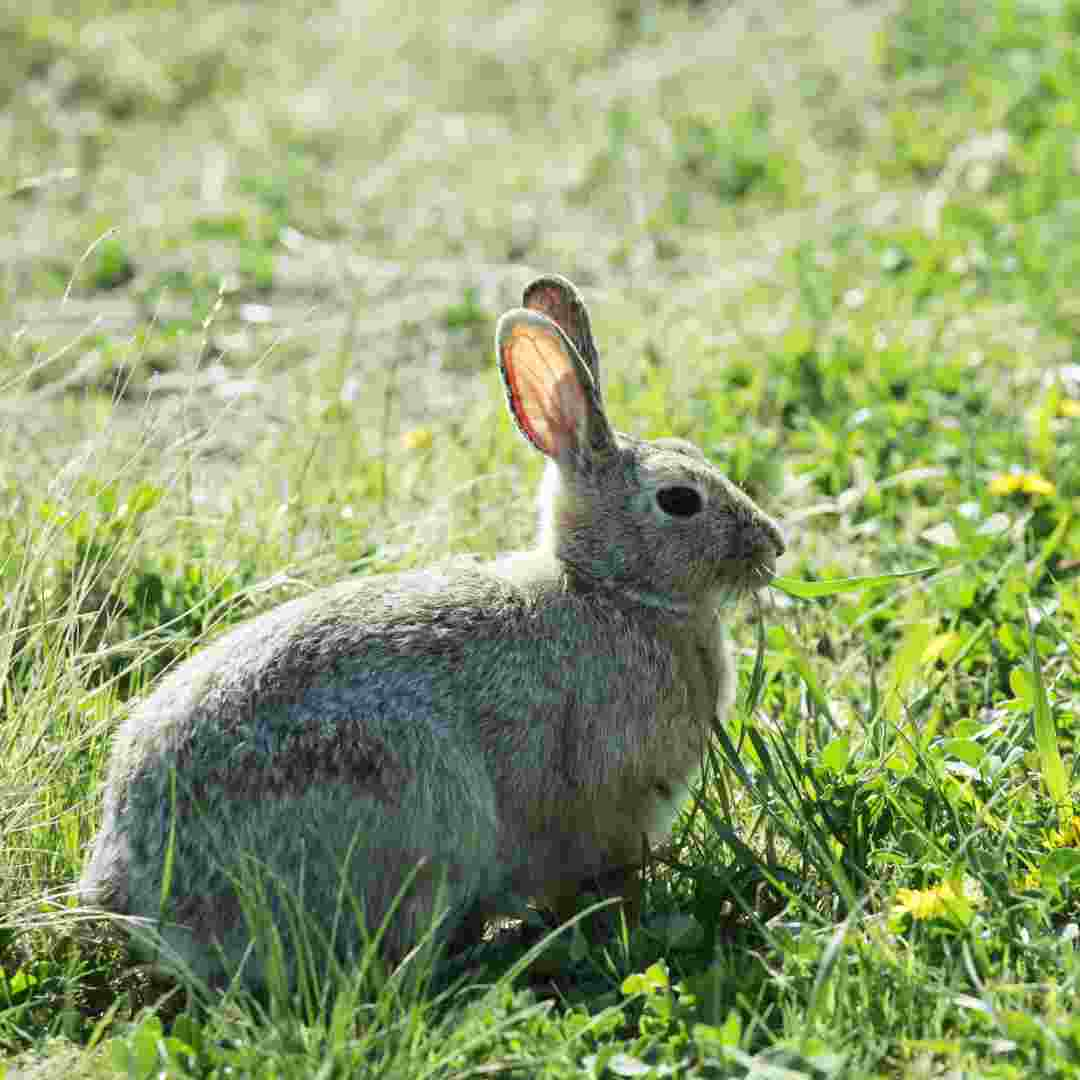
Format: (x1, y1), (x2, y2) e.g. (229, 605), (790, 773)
(656, 485), (703, 518)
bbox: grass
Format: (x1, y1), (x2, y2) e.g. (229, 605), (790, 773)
(1, 0), (1079, 1074)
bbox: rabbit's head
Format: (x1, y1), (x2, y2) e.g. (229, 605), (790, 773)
(497, 275), (784, 615)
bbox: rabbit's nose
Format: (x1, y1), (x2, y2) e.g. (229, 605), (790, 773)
(763, 516), (786, 558)
(736, 514), (785, 561)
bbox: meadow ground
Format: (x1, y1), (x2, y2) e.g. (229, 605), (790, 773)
(1, 0), (1079, 1075)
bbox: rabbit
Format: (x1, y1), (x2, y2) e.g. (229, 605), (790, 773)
(79, 273), (785, 990)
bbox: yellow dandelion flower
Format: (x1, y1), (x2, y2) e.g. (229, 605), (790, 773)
(1015, 869), (1042, 891)
(1045, 815), (1080, 850)
(1060, 399), (1080, 418)
(988, 473), (1022, 495)
(894, 887), (944, 921)
(892, 880), (979, 922)
(401, 427), (434, 451)
(1020, 473), (1055, 495)
(988, 471), (1055, 497)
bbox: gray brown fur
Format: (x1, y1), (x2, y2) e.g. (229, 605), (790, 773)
(80, 275), (784, 989)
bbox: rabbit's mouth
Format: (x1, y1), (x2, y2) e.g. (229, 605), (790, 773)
(723, 510), (784, 593)
(709, 552), (777, 606)
(746, 551), (779, 589)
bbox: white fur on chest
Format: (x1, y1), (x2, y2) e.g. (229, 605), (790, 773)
(641, 614), (733, 843)
(640, 768), (702, 843)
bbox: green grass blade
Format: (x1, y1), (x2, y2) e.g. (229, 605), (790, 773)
(772, 567), (936, 599)
(774, 626), (835, 725)
(885, 620), (934, 732)
(1027, 610), (1071, 818)
(1027, 511), (1071, 584)
(159, 767), (178, 925)
(743, 606), (768, 717)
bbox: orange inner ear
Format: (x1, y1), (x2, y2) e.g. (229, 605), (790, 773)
(502, 322), (587, 460)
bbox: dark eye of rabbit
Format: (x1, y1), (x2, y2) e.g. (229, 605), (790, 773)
(656, 485), (703, 518)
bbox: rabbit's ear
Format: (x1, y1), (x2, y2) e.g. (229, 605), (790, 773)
(522, 275), (601, 395)
(496, 310), (616, 472)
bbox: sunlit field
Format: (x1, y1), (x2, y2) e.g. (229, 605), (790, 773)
(2, 1), (1078, 1075)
